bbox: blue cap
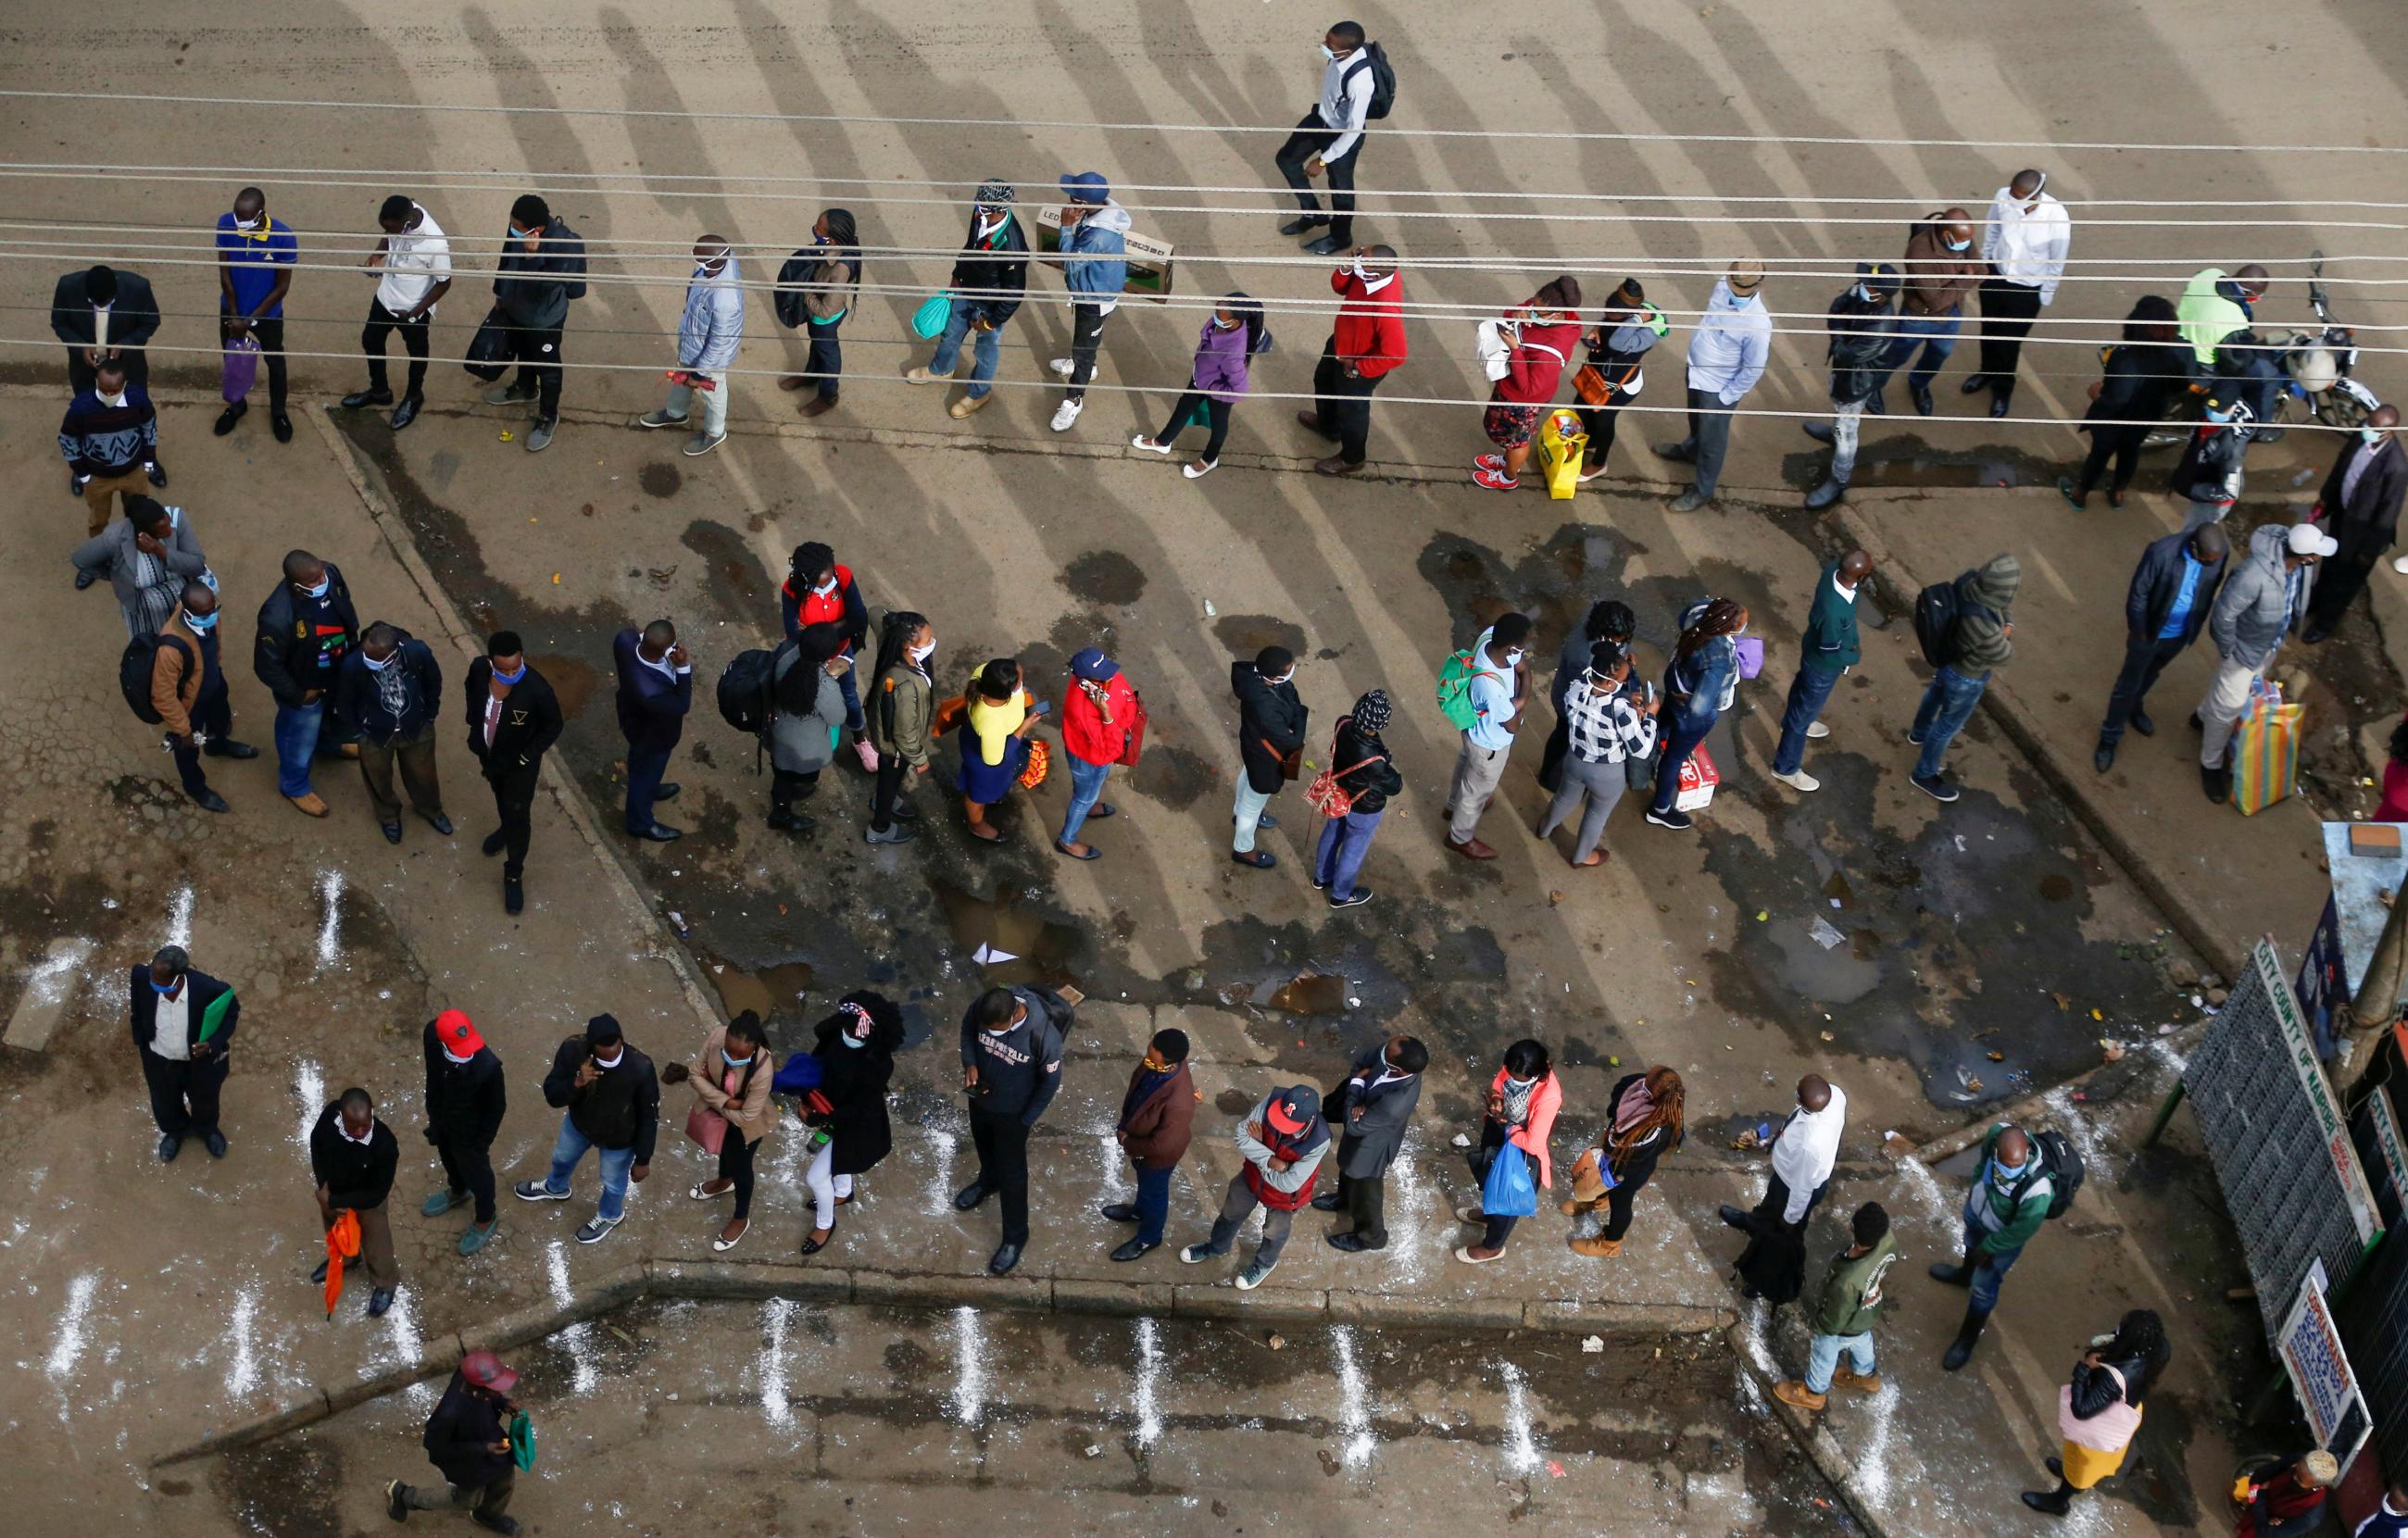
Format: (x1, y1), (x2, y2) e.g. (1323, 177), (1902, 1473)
(1069, 646), (1118, 681)
(1060, 172), (1110, 205)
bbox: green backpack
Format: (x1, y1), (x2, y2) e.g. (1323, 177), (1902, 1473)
(1435, 647), (1500, 731)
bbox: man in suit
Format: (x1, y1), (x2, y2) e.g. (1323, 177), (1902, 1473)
(131, 944), (239, 1161)
(2303, 406), (2406, 643)
(52, 264), (162, 395)
(333, 621), (452, 845)
(465, 631), (562, 916)
(2094, 525), (2228, 772)
(612, 619), (691, 843)
(1314, 1034), (1427, 1253)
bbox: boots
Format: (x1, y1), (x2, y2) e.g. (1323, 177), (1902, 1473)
(1830, 1364), (1882, 1395)
(1772, 1379), (1827, 1412)
(1569, 1235), (1623, 1258)
(1928, 1259), (1972, 1286)
(1941, 1303), (1990, 1371)
(2020, 1482), (2074, 1516)
(1804, 475), (1848, 510)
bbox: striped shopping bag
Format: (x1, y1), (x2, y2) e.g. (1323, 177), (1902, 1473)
(2230, 681), (2304, 817)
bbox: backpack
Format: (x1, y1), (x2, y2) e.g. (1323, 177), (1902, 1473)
(120, 632), (192, 725)
(1435, 647), (1500, 731)
(1345, 42), (1398, 121)
(773, 251), (813, 331)
(1913, 573), (1984, 669)
(715, 643), (788, 736)
(2028, 1129), (2084, 1219)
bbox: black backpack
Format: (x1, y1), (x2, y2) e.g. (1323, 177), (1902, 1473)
(716, 644), (784, 736)
(1913, 572), (1996, 669)
(2008, 1129), (2085, 1220)
(773, 251), (812, 331)
(119, 632), (192, 725)
(1346, 42), (1398, 121)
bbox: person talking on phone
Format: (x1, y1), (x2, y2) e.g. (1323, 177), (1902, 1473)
(612, 618), (692, 843)
(514, 1014), (659, 1244)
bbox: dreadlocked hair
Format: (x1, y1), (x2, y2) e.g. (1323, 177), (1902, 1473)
(1606, 1066), (1686, 1163)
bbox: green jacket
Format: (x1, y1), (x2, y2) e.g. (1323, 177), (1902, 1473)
(869, 662), (933, 769)
(1812, 1231), (1900, 1337)
(1969, 1123), (2053, 1255)
(1799, 565), (1862, 675)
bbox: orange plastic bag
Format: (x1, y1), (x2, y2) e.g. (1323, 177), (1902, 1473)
(1018, 737), (1051, 790)
(322, 1209), (361, 1318)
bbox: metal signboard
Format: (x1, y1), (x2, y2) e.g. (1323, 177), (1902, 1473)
(2276, 1267), (2373, 1476)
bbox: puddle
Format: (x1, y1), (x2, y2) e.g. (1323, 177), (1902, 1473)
(929, 881), (1084, 992)
(1260, 971), (1351, 1015)
(1211, 613), (1308, 659)
(639, 462), (683, 498)
(1129, 742), (1214, 810)
(691, 944), (817, 1026)
(531, 653), (603, 719)
(679, 519), (774, 610)
(1058, 549), (1148, 607)
(2037, 873), (2075, 902)
(1853, 456), (2030, 490)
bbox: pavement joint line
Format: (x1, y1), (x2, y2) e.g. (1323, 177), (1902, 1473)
(148, 1250), (1738, 1469)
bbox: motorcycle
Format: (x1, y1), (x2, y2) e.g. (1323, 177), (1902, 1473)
(2145, 251), (2377, 447)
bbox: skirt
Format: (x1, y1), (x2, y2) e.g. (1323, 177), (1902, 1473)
(959, 732), (1027, 806)
(2061, 1418), (2138, 1490)
(1484, 398), (1544, 448)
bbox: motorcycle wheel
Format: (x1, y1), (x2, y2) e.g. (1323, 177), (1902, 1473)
(2316, 392), (2370, 431)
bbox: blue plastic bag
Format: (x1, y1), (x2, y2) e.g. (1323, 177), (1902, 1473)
(1481, 1142), (1537, 1218)
(771, 1053), (824, 1096)
(910, 292), (953, 341)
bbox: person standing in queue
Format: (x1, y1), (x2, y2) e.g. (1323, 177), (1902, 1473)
(955, 984), (1071, 1277)
(131, 944), (238, 1162)
(464, 632), (561, 916)
(421, 1008), (506, 1257)
(612, 619), (691, 843)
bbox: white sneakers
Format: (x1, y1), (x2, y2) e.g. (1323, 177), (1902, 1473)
(1806, 721), (1831, 740)
(1049, 357), (1076, 379)
(1050, 398), (1084, 432)
(1771, 769), (1821, 793)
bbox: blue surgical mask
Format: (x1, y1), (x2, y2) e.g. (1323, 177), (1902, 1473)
(1321, 44), (1338, 60)
(364, 652), (395, 672)
(508, 225), (533, 242)
(301, 579), (330, 599)
(1991, 1156), (2027, 1185)
(1942, 234), (1971, 252)
(186, 611), (219, 632)
(840, 1032), (868, 1050)
(721, 1049), (754, 1069)
(2363, 429), (2387, 445)
(493, 662), (526, 684)
(1854, 285), (1877, 304)
(151, 977), (180, 994)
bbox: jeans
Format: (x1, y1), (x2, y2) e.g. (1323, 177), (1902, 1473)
(836, 656), (864, 734)
(805, 1140), (856, 1230)
(487, 765), (538, 882)
(804, 315), (843, 400)
(1447, 737), (1511, 842)
(357, 725), (445, 824)
(1538, 756), (1626, 861)
(1159, 390), (1233, 463)
(1804, 1332), (1877, 1394)
(508, 323), (565, 419)
(361, 299), (431, 397)
(1826, 397), (1866, 484)
(1975, 277), (2043, 393)
(1678, 385), (1736, 498)
(719, 1133), (759, 1220)
(1060, 753), (1112, 844)
(273, 698), (328, 797)
(1313, 807), (1384, 900)
(665, 366), (728, 436)
(1273, 112), (1362, 244)
(1958, 1198), (2024, 1313)
(2198, 653), (2264, 769)
(1911, 666), (1987, 780)
(542, 1113), (636, 1222)
(930, 306), (1002, 399)
(1773, 666), (1842, 775)
(1201, 1173), (1296, 1267)
(1063, 302), (1109, 400)
(2099, 634), (2188, 748)
(1233, 778), (1273, 854)
(1649, 709), (1717, 816)
(1131, 1158), (1173, 1247)
(968, 1106), (1033, 1246)
(624, 744), (673, 832)
(1311, 339), (1381, 464)
(435, 1130), (498, 1225)
(1888, 310), (1963, 393)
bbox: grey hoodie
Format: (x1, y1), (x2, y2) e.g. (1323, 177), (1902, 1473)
(1954, 553), (2020, 673)
(2210, 523), (2312, 669)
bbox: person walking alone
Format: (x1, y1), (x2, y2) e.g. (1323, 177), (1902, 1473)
(775, 206), (860, 419)
(1774, 1203), (1900, 1413)
(1047, 172), (1130, 434)
(2094, 526), (2227, 773)
(668, 1010), (774, 1253)
(463, 632), (561, 916)
(1456, 1039), (1560, 1265)
(484, 194), (586, 455)
(1564, 1066), (1684, 1258)
(2022, 1309), (2171, 1515)
(2197, 524), (2329, 804)
(1181, 1086), (1330, 1289)
(1908, 555), (2018, 804)
(1231, 644), (1307, 869)
(1133, 295), (1265, 479)
(1299, 245), (1405, 477)
(612, 619), (692, 843)
(1316, 1034), (1426, 1253)
(1312, 689), (1403, 908)
(1536, 640), (1658, 868)
(1274, 21), (1379, 255)
(796, 993), (902, 1257)
(1770, 551), (1872, 792)
(1644, 598), (1747, 832)
(1653, 260), (1769, 512)
(1966, 170), (2071, 417)
(342, 194), (451, 431)
(1802, 264), (1901, 510)
(637, 234), (744, 457)
(955, 985), (1071, 1277)
(384, 1350), (523, 1534)
(421, 1008), (506, 1257)
(1930, 1121), (2057, 1370)
(1056, 646), (1135, 861)
(1442, 612), (1532, 860)
(514, 1014), (660, 1245)
(307, 1086), (402, 1319)
(1719, 1074), (1847, 1306)
(132, 944), (238, 1162)
(333, 621), (453, 845)
(1103, 1027), (1197, 1263)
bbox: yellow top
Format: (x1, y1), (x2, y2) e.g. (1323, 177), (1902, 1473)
(967, 689), (1027, 767)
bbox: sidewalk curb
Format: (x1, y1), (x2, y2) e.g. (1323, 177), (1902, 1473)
(1825, 499), (2237, 981)
(150, 1252), (1737, 1467)
(1724, 1318), (1885, 1538)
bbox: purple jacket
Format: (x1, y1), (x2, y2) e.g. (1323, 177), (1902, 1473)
(1192, 318), (1251, 403)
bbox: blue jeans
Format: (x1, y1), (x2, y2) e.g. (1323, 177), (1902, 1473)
(273, 699), (326, 796)
(1888, 311), (1963, 393)
(836, 657), (864, 734)
(1648, 709), (1717, 816)
(1804, 1332), (1876, 1394)
(544, 1113), (636, 1221)
(1959, 1197), (2024, 1313)
(1773, 667), (1842, 775)
(1313, 807), (1384, 899)
(930, 306), (1001, 398)
(1911, 666), (1987, 780)
(1060, 753), (1112, 844)
(624, 744), (673, 832)
(1131, 1158), (1173, 1247)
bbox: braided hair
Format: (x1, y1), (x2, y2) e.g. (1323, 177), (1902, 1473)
(2101, 1308), (2171, 1402)
(1672, 597), (1748, 668)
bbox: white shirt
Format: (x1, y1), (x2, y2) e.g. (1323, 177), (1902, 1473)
(1981, 189), (2071, 305)
(375, 206), (454, 316)
(637, 650), (690, 683)
(2340, 438), (2386, 505)
(93, 301), (112, 350)
(150, 985), (191, 1061)
(336, 1116), (376, 1145)
(483, 692), (505, 749)
(1834, 575), (1859, 605)
(1771, 1084), (1848, 1223)
(1314, 49), (1378, 160)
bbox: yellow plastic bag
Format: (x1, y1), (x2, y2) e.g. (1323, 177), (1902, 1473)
(1537, 410), (1587, 500)
(2230, 681), (2303, 817)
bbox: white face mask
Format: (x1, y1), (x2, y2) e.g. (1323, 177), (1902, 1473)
(1350, 257), (1367, 280)
(908, 639), (935, 664)
(232, 214), (260, 231)
(100, 390), (126, 406)
(1504, 648), (1524, 667)
(812, 578), (837, 596)
(1321, 44), (1338, 60)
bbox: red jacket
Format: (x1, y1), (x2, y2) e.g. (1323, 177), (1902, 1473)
(1332, 269), (1407, 379)
(779, 563), (869, 655)
(1242, 1120), (1328, 1211)
(1061, 672), (1135, 766)
(1496, 305), (1580, 406)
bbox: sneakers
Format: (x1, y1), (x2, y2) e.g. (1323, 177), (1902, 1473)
(386, 1480), (408, 1521)
(1049, 357), (1076, 378)
(574, 1215), (621, 1244)
(1805, 721), (1830, 740)
(1643, 807), (1693, 830)
(525, 419), (556, 453)
(1770, 769), (1820, 793)
(1473, 465), (1520, 492)
(1910, 771), (1960, 803)
(863, 823), (918, 844)
(1329, 888), (1373, 909)
(682, 431), (725, 457)
(1179, 1243), (1222, 1265)
(1050, 398), (1084, 432)
(483, 382), (538, 407)
(1670, 488), (1711, 513)
(1235, 1256), (1277, 1290)
(513, 1181), (571, 1203)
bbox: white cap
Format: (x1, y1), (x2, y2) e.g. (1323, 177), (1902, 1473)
(2288, 524), (2339, 557)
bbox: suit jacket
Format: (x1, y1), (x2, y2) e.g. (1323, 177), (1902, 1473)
(463, 657), (563, 781)
(1332, 1043), (1422, 1178)
(129, 965), (238, 1060)
(612, 630), (692, 752)
(69, 510), (207, 619)
(2125, 531), (2227, 645)
(2321, 436), (2408, 562)
(51, 269), (161, 349)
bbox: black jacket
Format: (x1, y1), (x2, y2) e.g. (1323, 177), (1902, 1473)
(307, 1103), (399, 1210)
(422, 1021), (507, 1148)
(332, 634), (445, 744)
(422, 1373), (513, 1489)
(612, 629), (692, 753)
(493, 217), (586, 331)
(1599, 1071), (1681, 1193)
(51, 269), (161, 348)
(1825, 289), (1900, 405)
(542, 1036), (660, 1161)
(2170, 421), (2248, 506)
(129, 964), (239, 1057)
(2320, 435), (2408, 563)
(959, 986), (1069, 1125)
(463, 657), (564, 781)
(811, 1014), (896, 1176)
(1327, 719), (1403, 815)
(1331, 1041), (1422, 1178)
(254, 565), (363, 708)
(948, 211), (1030, 327)
(2085, 341), (2194, 428)
(2069, 1348), (2161, 1416)
(1232, 660), (1308, 794)
(2125, 530), (2227, 645)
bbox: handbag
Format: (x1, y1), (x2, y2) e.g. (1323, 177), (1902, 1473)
(1480, 1140), (1538, 1218)
(1262, 738), (1303, 782)
(220, 333), (260, 403)
(1474, 319), (1511, 382)
(683, 1052), (760, 1157)
(1116, 688), (1148, 768)
(2057, 1365), (2143, 1452)
(929, 694), (968, 738)
(1018, 736), (1051, 790)
(463, 306), (513, 381)
(1305, 737), (1386, 819)
(911, 292), (954, 340)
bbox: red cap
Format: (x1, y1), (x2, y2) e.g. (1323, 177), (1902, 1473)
(460, 1350), (518, 1394)
(434, 1008), (484, 1057)
(1265, 1085), (1320, 1136)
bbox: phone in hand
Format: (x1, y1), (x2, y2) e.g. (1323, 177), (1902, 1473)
(1027, 699), (1051, 716)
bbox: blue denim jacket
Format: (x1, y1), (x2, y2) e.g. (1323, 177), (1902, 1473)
(1664, 635), (1737, 728)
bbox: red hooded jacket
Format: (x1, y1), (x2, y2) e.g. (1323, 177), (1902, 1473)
(1331, 269), (1407, 379)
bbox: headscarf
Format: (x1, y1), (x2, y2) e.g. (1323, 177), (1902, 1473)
(1606, 1066), (1685, 1163)
(1350, 688), (1392, 734)
(816, 989), (903, 1055)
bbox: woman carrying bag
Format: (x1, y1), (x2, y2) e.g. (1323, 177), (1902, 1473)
(2025, 1309), (2171, 1515)
(1562, 1065), (1684, 1258)
(1133, 294), (1268, 480)
(1307, 690), (1402, 910)
(665, 1010), (774, 1253)
(960, 656), (1047, 844)
(1644, 597), (1749, 832)
(775, 206), (860, 418)
(1455, 1038), (1561, 1265)
(796, 992), (902, 1257)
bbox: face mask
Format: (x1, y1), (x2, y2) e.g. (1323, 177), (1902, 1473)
(2364, 429), (2387, 445)
(1942, 235), (1971, 252)
(186, 610), (219, 632)
(1321, 44), (1338, 60)
(364, 652), (395, 672)
(1350, 257), (1367, 280)
(814, 231), (831, 245)
(695, 262), (720, 278)
(508, 226), (533, 242)
(812, 577), (836, 596)
(1991, 1156), (2026, 1184)
(593, 1048), (623, 1069)
(721, 1049), (754, 1069)
(151, 977), (181, 995)
(1504, 648), (1524, 667)
(232, 215), (259, 231)
(1853, 285), (1876, 305)
(1505, 1073), (1536, 1090)
(1214, 316), (1238, 330)
(908, 640), (935, 664)
(301, 579), (330, 599)
(492, 662), (526, 685)
(100, 390), (126, 406)
(839, 1032), (867, 1050)
(1726, 289), (1753, 306)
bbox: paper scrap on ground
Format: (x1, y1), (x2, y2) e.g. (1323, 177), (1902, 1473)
(972, 944), (1019, 965)
(1808, 917), (1846, 950)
